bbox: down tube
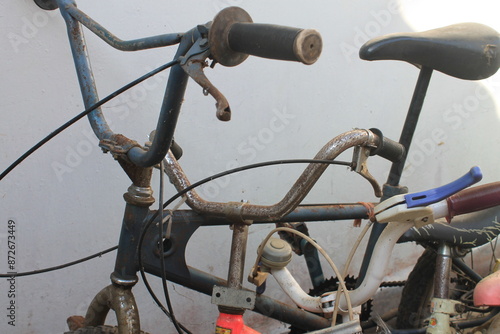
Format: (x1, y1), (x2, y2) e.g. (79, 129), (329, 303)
(144, 265), (330, 331)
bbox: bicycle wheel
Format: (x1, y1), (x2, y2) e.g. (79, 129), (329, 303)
(395, 248), (492, 330)
(64, 325), (150, 334)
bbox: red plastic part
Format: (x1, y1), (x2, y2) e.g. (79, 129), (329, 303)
(474, 270), (500, 306)
(447, 181), (500, 222)
(215, 313), (261, 334)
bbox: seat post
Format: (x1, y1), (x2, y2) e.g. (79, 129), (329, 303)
(357, 66), (433, 287)
(387, 66), (433, 187)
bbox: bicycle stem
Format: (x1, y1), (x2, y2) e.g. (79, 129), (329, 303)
(163, 129), (378, 221)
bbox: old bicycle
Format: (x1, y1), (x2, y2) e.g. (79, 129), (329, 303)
(1, 0), (500, 333)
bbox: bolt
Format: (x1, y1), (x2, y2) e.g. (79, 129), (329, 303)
(455, 303), (466, 313)
(199, 38), (209, 48)
(196, 24), (209, 37)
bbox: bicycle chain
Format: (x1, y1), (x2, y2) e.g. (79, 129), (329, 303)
(379, 280), (406, 288)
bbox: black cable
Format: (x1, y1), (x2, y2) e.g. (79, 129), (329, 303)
(1, 54), (352, 327)
(0, 59), (179, 182)
(0, 159), (350, 324)
(158, 160), (187, 334)
(138, 268), (192, 333)
(137, 158), (352, 330)
(0, 245), (118, 278)
(454, 306), (500, 330)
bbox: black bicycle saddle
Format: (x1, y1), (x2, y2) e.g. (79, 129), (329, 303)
(360, 22), (500, 80)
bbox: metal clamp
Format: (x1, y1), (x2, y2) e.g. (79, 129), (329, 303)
(375, 194), (435, 228)
(224, 201), (253, 225)
(427, 297), (462, 334)
(99, 134), (141, 159)
(211, 286), (256, 310)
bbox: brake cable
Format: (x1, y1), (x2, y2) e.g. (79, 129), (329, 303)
(0, 59), (179, 182)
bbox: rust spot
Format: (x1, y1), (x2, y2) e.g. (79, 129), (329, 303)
(67, 315), (85, 331)
(484, 44), (497, 66)
(189, 59), (209, 68)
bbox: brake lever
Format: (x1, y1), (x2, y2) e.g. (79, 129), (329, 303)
(179, 34), (232, 121)
(352, 145), (382, 198)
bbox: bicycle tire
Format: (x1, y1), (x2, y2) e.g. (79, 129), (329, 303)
(395, 248), (490, 330)
(63, 325), (150, 334)
(395, 248), (436, 329)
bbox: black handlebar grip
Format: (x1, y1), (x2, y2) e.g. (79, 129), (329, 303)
(209, 7), (322, 66)
(228, 23), (322, 65)
(370, 128), (405, 163)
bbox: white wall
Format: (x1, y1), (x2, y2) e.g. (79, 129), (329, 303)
(0, 0), (499, 333)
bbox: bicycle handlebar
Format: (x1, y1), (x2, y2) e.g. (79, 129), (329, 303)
(52, 2), (323, 169)
(272, 178), (500, 315)
(165, 129), (378, 221)
(446, 181), (500, 221)
(209, 7), (322, 66)
(369, 128), (405, 163)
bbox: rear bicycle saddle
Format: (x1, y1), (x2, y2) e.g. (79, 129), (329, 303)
(360, 22), (500, 80)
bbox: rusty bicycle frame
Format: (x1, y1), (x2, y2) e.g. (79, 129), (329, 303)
(27, 0), (500, 333)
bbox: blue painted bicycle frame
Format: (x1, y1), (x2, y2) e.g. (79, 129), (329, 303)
(47, 1), (500, 331)
(53, 1), (348, 329)
(57, 0), (194, 167)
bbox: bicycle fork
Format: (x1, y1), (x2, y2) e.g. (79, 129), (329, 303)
(73, 187), (152, 333)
